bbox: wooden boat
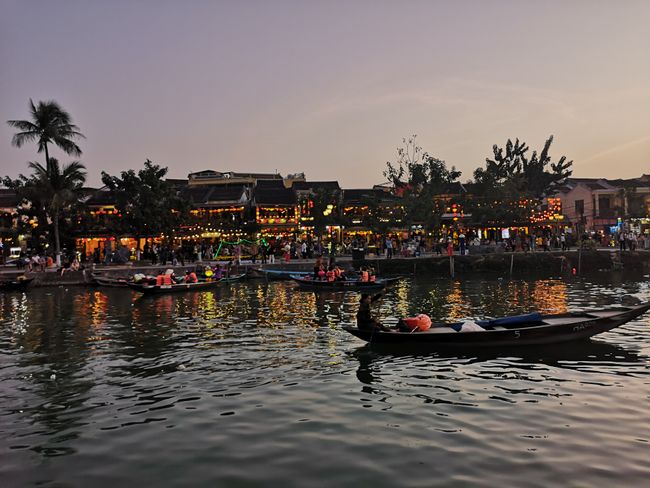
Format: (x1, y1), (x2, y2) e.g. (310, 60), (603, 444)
(0, 276), (33, 291)
(343, 303), (650, 348)
(127, 279), (223, 294)
(292, 276), (401, 292)
(219, 273), (247, 283)
(92, 275), (130, 287)
(250, 268), (313, 280)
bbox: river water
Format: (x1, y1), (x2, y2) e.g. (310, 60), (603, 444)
(1, 272), (650, 487)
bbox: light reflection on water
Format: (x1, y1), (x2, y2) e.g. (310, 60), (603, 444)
(1, 274), (650, 487)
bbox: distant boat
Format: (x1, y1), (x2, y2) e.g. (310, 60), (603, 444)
(219, 273), (247, 283)
(343, 303), (650, 348)
(92, 275), (130, 287)
(0, 276), (33, 291)
(291, 276), (401, 292)
(127, 279), (223, 294)
(250, 268), (312, 280)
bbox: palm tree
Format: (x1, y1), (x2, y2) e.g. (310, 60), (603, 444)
(7, 99), (85, 168)
(26, 158), (87, 266)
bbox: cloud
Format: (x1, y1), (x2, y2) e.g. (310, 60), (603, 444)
(580, 134), (650, 164)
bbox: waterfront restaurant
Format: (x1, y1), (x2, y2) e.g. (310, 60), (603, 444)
(76, 188), (126, 259)
(253, 179), (299, 238)
(0, 189), (20, 260)
(292, 180), (341, 240)
(180, 183), (251, 240)
(341, 188), (404, 250)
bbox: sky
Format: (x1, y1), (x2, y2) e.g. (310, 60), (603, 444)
(1, 0), (649, 188)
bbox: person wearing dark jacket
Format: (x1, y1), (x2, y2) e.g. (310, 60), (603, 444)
(356, 293), (391, 331)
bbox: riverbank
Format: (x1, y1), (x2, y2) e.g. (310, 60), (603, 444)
(2, 249), (649, 287)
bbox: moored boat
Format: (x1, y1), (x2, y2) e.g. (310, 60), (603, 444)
(343, 303), (650, 348)
(292, 276), (401, 292)
(128, 279), (223, 294)
(0, 276), (33, 291)
(250, 269), (313, 280)
(219, 273), (247, 283)
(92, 275), (130, 287)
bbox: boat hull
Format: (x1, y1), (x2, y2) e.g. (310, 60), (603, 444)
(251, 269), (313, 280)
(0, 277), (33, 291)
(292, 276), (400, 292)
(127, 279), (223, 294)
(343, 303), (650, 348)
(93, 276), (130, 287)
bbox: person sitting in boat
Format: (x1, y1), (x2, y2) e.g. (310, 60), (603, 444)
(313, 256), (323, 280)
(357, 293), (391, 332)
(204, 266), (214, 281)
(164, 269), (175, 285)
(185, 270), (198, 283)
(326, 265), (336, 282)
(213, 264), (223, 280)
(360, 267), (369, 282)
(317, 266), (326, 280)
(155, 273), (165, 286)
(368, 266), (376, 283)
(334, 265), (345, 281)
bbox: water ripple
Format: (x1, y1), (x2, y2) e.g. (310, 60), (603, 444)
(1, 274), (650, 486)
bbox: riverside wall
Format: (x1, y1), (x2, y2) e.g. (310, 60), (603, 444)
(2, 250), (649, 287)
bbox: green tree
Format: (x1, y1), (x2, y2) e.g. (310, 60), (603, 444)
(384, 135), (461, 230)
(474, 135), (572, 199)
(471, 135), (573, 225)
(3, 158), (87, 264)
(7, 99), (84, 169)
(308, 187), (341, 238)
(101, 160), (188, 249)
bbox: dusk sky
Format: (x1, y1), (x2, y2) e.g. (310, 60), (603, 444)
(2, 0), (649, 188)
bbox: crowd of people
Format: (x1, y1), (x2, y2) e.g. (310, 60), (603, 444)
(14, 250), (82, 276)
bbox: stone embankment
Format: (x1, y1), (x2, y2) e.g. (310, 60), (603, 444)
(366, 249), (650, 276)
(2, 250), (649, 287)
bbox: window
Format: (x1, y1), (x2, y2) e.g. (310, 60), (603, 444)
(598, 197), (610, 210)
(575, 199), (584, 215)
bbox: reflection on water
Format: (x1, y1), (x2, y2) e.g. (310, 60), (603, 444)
(1, 274), (650, 487)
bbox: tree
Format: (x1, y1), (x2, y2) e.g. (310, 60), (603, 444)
(7, 99), (85, 169)
(101, 160), (188, 247)
(308, 187), (341, 238)
(3, 158), (87, 264)
(474, 135), (572, 199)
(471, 135), (573, 225)
(384, 135), (461, 230)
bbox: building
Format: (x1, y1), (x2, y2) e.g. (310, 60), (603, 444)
(553, 175), (650, 234)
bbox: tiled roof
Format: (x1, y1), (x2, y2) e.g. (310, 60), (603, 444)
(342, 189), (401, 204)
(181, 184), (248, 205)
(292, 181), (341, 192)
(255, 179), (286, 189)
(254, 184), (297, 205)
(586, 182), (608, 190)
(85, 189), (116, 206)
(0, 189), (19, 209)
(188, 170), (282, 181)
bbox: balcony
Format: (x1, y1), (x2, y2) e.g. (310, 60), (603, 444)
(595, 209), (618, 219)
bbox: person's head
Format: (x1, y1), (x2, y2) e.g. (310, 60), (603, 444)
(360, 293), (370, 304)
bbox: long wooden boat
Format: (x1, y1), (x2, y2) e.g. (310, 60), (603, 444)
(292, 276), (401, 292)
(250, 268), (313, 280)
(343, 303), (650, 348)
(92, 275), (130, 287)
(219, 273), (247, 283)
(127, 279), (223, 294)
(0, 276), (33, 291)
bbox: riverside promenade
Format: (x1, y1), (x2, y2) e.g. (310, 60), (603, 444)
(2, 248), (649, 287)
